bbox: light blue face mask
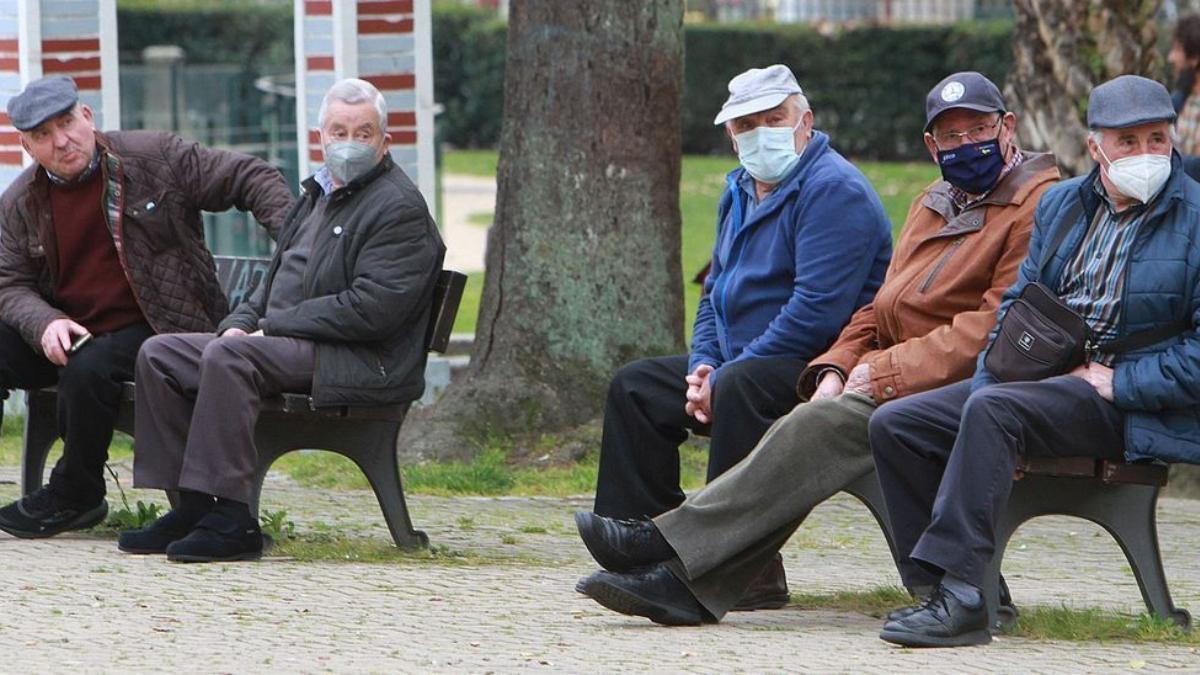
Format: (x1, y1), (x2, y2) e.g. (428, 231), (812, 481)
(734, 121), (803, 184)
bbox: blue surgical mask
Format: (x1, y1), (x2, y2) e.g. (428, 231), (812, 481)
(735, 121), (804, 184)
(937, 138), (1004, 194)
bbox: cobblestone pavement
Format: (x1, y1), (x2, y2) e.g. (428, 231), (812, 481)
(1, 463), (1198, 673)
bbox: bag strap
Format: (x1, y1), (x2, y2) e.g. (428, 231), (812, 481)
(1038, 198), (1085, 273)
(1103, 319), (1194, 354)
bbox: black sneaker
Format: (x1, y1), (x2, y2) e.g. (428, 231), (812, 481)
(165, 510), (263, 563)
(0, 487), (108, 539)
(118, 508), (204, 554)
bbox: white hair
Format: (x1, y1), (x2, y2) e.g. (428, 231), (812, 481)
(725, 93), (810, 133)
(318, 78), (387, 128)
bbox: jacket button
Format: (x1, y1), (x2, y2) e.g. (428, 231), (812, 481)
(333, 225), (343, 235)
(883, 385), (895, 397)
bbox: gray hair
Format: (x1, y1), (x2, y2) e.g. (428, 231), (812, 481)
(318, 78), (387, 129)
(725, 93), (810, 133)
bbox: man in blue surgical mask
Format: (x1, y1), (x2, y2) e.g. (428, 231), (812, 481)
(591, 64), (893, 609)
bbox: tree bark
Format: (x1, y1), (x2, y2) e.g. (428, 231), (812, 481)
(1007, 0), (1163, 177)
(401, 0), (686, 460)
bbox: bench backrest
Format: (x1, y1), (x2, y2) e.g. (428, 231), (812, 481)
(212, 255), (466, 355)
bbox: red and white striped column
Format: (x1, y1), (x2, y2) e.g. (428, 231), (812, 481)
(0, 0), (118, 187)
(295, 0), (435, 206)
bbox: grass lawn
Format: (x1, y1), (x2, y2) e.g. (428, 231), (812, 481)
(442, 149), (938, 335)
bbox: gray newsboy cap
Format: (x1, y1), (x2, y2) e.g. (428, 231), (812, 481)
(7, 76), (79, 131)
(713, 64), (803, 126)
(1087, 75), (1176, 129)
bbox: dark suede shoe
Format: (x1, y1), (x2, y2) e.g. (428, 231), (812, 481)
(886, 576), (1015, 623)
(0, 488), (107, 539)
(574, 511), (675, 572)
(118, 508), (205, 554)
(165, 510), (263, 563)
(880, 584), (991, 648)
(578, 563), (714, 626)
(731, 553), (789, 611)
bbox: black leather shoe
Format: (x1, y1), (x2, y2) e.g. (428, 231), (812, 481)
(887, 576), (1016, 622)
(578, 563), (713, 626)
(574, 511), (675, 572)
(731, 553), (789, 611)
(0, 488), (107, 539)
(165, 510), (263, 563)
(118, 508), (205, 554)
(880, 584), (991, 648)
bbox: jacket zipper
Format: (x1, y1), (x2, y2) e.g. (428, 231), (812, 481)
(918, 235), (966, 293)
(104, 156), (157, 331)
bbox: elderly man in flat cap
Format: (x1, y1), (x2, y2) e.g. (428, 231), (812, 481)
(0, 76), (293, 538)
(590, 64), (892, 608)
(869, 74), (1200, 647)
(575, 72), (1059, 626)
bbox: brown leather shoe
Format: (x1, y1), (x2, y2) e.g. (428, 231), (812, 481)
(731, 553), (789, 611)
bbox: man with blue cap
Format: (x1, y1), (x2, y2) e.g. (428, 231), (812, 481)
(870, 74), (1200, 647)
(0, 76), (293, 539)
(590, 64), (892, 608)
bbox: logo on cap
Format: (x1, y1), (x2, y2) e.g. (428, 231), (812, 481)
(941, 82), (965, 102)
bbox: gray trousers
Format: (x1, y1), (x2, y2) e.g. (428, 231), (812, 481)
(654, 393), (877, 619)
(132, 333), (316, 503)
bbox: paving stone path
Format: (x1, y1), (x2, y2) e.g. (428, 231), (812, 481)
(1, 461), (1198, 672)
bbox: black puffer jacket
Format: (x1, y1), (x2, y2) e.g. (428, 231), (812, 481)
(219, 156), (445, 407)
(0, 131), (293, 349)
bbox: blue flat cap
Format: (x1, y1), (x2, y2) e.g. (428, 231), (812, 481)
(7, 76), (78, 131)
(1087, 75), (1175, 129)
(924, 71), (1006, 133)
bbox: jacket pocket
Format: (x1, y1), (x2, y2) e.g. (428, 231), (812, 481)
(123, 191), (179, 251)
(918, 236), (966, 293)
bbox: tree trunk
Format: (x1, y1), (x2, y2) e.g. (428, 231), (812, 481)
(401, 0), (685, 460)
(1007, 0), (1162, 177)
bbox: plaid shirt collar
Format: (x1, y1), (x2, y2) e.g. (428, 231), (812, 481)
(948, 147), (1024, 210)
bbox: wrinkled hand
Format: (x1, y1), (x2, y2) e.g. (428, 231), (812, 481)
(812, 370), (845, 401)
(249, 329), (264, 337)
(1068, 362), (1114, 402)
(40, 318), (88, 366)
(844, 362), (874, 400)
(221, 327), (248, 338)
(685, 364), (714, 424)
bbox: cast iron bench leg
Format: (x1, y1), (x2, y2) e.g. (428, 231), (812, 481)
(346, 424), (429, 550)
(21, 389), (59, 496)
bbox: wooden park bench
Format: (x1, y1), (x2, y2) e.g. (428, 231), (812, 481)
(841, 459), (1191, 631)
(18, 255), (466, 550)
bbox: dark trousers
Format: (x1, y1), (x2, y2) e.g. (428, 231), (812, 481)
(593, 354), (806, 519)
(0, 320), (153, 507)
(869, 377), (1125, 588)
(132, 333), (315, 504)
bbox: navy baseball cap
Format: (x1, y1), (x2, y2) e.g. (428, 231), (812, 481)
(7, 76), (79, 131)
(924, 72), (1006, 133)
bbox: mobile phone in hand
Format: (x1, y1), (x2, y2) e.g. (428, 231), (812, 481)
(68, 333), (93, 355)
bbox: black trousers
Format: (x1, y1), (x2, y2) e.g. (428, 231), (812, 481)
(869, 377), (1125, 588)
(593, 354), (806, 519)
(0, 320), (154, 507)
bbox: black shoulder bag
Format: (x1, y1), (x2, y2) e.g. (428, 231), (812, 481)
(984, 201), (1191, 383)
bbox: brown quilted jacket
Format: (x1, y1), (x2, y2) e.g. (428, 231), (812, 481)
(0, 130), (294, 351)
(797, 152), (1061, 403)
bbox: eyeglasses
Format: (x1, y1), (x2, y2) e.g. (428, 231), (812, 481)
(932, 115), (1003, 150)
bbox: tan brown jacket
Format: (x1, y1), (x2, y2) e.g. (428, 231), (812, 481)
(797, 152), (1060, 403)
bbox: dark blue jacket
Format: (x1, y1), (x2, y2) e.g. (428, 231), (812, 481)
(689, 131), (892, 381)
(973, 154), (1200, 464)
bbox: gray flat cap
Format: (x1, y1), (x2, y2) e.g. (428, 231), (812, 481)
(924, 71), (1005, 132)
(713, 64), (803, 126)
(1087, 75), (1175, 129)
(7, 76), (79, 131)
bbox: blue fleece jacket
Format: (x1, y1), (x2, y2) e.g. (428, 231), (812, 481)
(689, 131), (892, 381)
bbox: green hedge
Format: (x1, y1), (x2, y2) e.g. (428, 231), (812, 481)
(433, 11), (1014, 160)
(117, 1), (292, 67)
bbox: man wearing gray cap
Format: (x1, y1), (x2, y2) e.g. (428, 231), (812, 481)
(576, 72), (1058, 627)
(0, 75), (292, 538)
(590, 64), (892, 607)
(871, 74), (1200, 647)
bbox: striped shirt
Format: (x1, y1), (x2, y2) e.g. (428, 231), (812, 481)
(1056, 178), (1152, 364)
(1176, 94), (1200, 156)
